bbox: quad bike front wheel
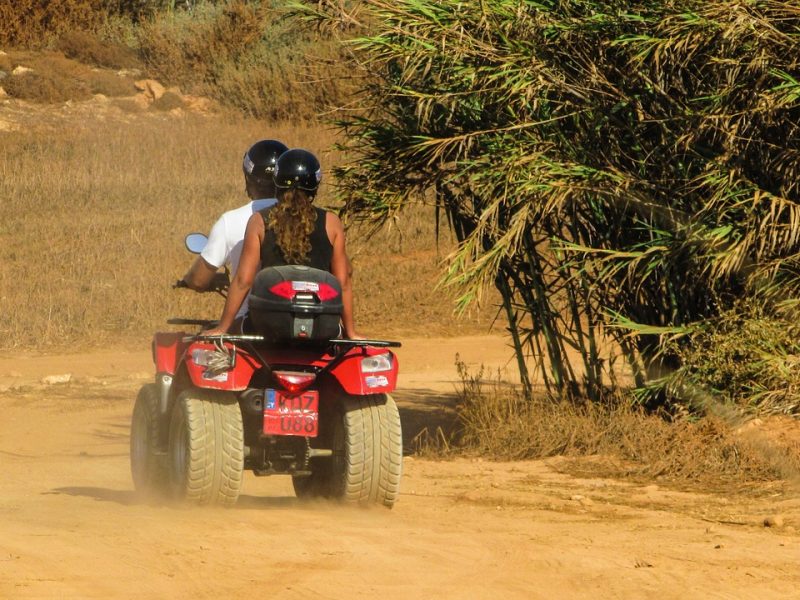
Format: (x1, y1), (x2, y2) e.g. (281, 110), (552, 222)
(293, 393), (403, 508)
(168, 388), (244, 506)
(130, 383), (168, 497)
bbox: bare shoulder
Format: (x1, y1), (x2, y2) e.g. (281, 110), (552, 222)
(325, 210), (344, 232)
(247, 210), (266, 229)
(243, 210), (266, 242)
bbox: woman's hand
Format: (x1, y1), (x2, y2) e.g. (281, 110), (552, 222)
(202, 327), (227, 337)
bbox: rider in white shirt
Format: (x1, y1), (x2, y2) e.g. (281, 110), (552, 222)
(181, 139), (289, 323)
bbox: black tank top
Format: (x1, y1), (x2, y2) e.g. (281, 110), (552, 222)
(258, 206), (333, 270)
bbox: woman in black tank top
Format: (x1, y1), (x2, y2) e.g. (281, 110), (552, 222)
(208, 149), (361, 339)
(258, 204), (333, 271)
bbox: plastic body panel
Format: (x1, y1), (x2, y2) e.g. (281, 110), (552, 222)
(152, 332), (185, 375)
(151, 331), (398, 395)
(182, 341), (260, 391)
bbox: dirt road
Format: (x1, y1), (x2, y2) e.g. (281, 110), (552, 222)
(1, 336), (798, 599)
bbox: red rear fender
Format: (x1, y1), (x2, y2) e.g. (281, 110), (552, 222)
(152, 332), (186, 375)
(183, 341), (261, 391)
(328, 348), (399, 395)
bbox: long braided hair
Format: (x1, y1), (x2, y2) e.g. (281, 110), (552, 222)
(266, 188), (317, 264)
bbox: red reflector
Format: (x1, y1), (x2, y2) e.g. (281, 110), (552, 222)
(269, 281), (340, 301)
(269, 281), (296, 299)
(273, 370), (316, 394)
(316, 283), (340, 301)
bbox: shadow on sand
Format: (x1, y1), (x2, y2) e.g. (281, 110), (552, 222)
(47, 486), (138, 506)
(393, 387), (460, 454)
(47, 487), (305, 510)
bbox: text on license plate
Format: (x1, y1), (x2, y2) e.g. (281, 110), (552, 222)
(263, 389), (319, 437)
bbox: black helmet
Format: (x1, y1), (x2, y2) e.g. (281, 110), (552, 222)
(243, 139), (289, 185)
(273, 149), (321, 193)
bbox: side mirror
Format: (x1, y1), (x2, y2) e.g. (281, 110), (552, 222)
(185, 233), (208, 254)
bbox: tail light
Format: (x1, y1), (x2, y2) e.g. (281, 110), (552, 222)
(361, 353), (393, 373)
(272, 370), (317, 394)
(270, 281), (340, 302)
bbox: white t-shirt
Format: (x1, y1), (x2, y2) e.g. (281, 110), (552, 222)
(201, 198), (276, 318)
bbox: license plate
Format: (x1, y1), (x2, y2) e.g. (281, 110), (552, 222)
(263, 389), (319, 437)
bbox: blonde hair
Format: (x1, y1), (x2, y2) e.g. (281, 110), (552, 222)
(267, 188), (317, 263)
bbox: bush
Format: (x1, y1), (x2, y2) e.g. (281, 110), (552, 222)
(0, 0), (109, 47)
(2, 51), (135, 103)
(136, 2), (265, 85)
(151, 90), (185, 111)
(56, 30), (140, 70)
(0, 1), (355, 119)
(86, 70), (137, 97)
(136, 1), (353, 120)
(4, 70), (91, 104)
(663, 301), (800, 416)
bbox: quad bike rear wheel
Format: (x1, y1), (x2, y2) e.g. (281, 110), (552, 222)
(130, 383), (168, 496)
(293, 393), (403, 508)
(168, 388), (244, 506)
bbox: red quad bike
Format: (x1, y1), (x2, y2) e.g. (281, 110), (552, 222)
(130, 233), (403, 508)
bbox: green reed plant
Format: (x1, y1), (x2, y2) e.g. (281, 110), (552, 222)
(331, 0), (800, 413)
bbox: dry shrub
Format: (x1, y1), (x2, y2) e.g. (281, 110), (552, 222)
(85, 70), (136, 97)
(4, 71), (91, 103)
(0, 0), (109, 47)
(56, 30), (139, 70)
(3, 51), (136, 102)
(454, 360), (800, 489)
(137, 2), (266, 85)
(0, 54), (12, 73)
(151, 90), (185, 111)
(136, 1), (353, 121)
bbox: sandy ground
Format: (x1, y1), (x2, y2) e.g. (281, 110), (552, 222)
(0, 335), (798, 599)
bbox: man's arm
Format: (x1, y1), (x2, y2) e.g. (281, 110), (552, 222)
(206, 213), (264, 333)
(181, 214), (229, 291)
(182, 256), (219, 291)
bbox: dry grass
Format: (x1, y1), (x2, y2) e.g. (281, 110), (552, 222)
(0, 53), (12, 73)
(0, 114), (496, 351)
(447, 362), (800, 491)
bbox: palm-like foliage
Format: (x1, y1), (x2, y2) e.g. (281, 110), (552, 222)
(330, 0), (800, 411)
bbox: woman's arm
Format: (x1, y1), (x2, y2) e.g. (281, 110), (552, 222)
(206, 213), (264, 334)
(327, 212), (362, 339)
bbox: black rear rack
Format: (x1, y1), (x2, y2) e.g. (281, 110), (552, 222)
(167, 317), (401, 348)
(187, 333), (401, 348)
